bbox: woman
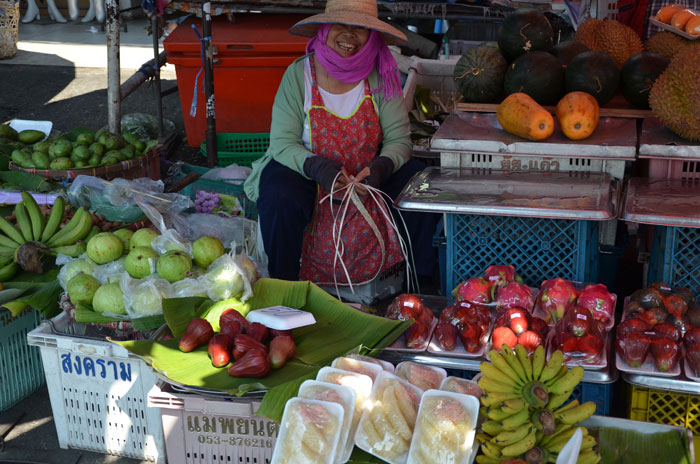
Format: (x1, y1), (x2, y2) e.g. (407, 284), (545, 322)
(244, 0), (438, 286)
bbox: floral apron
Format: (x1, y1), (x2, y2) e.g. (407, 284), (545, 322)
(299, 59), (404, 285)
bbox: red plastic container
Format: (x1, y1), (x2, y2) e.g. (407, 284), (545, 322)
(164, 15), (308, 147)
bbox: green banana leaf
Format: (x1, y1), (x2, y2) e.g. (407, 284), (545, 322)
(596, 427), (691, 464)
(2, 268), (62, 317)
(115, 278), (410, 422)
(74, 303), (166, 331)
(0, 152), (10, 170)
(0, 171), (62, 193)
(59, 126), (95, 142)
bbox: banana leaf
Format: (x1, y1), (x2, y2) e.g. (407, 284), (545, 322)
(1, 268), (62, 318)
(596, 427), (691, 464)
(74, 303), (166, 331)
(0, 171), (62, 193)
(115, 278), (410, 422)
(0, 152), (9, 170)
(59, 126), (95, 142)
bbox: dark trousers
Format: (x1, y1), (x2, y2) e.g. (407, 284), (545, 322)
(257, 158), (440, 281)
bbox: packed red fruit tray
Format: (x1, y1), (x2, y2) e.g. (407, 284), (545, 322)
(616, 283), (700, 378)
(384, 294), (439, 353)
(532, 278), (617, 331)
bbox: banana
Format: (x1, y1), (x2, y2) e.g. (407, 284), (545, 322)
(476, 455), (501, 464)
(489, 350), (524, 386)
(487, 407), (516, 422)
(85, 225), (99, 242)
(46, 207), (85, 247)
(0, 216), (25, 246)
(481, 391), (520, 407)
(554, 401), (596, 425)
(550, 366), (585, 395)
(532, 345), (546, 381)
(538, 424), (573, 448)
(501, 345), (528, 384)
(0, 255), (12, 266)
(493, 423), (531, 446)
(0, 232), (20, 249)
(478, 376), (520, 395)
(580, 434), (597, 451)
(0, 261), (18, 281)
(482, 420), (504, 436)
(21, 192), (44, 241)
(0, 245), (17, 256)
(577, 450), (601, 464)
(482, 441), (503, 459)
(539, 350), (564, 383)
(515, 344), (534, 381)
(502, 398), (526, 415)
(51, 243), (86, 257)
(15, 203), (33, 242)
(49, 208), (92, 247)
(547, 390), (574, 411)
(554, 399), (580, 414)
(475, 433), (492, 444)
(547, 427), (588, 453)
(41, 196), (64, 242)
(501, 427), (536, 457)
(546, 365), (570, 387)
(481, 362), (520, 389)
(500, 407), (530, 431)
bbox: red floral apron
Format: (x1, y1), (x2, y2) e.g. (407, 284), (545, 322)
(299, 59), (404, 285)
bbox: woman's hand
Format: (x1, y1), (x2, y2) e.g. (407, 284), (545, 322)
(350, 167), (371, 196)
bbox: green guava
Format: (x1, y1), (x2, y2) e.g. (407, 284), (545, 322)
(130, 228), (159, 250)
(124, 246), (159, 278)
(192, 236), (225, 269)
(113, 229), (134, 251)
(67, 273), (100, 306)
(86, 232), (124, 264)
(204, 258), (244, 301)
(156, 250), (192, 283)
(92, 283), (126, 315)
(60, 258), (95, 289)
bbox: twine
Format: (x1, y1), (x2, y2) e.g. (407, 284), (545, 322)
(0, 0), (19, 59)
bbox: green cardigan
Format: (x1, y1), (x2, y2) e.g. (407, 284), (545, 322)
(243, 55), (412, 202)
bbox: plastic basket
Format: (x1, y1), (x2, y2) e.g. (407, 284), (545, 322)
(648, 159), (700, 181)
(199, 132), (270, 168)
(628, 384), (700, 435)
(0, 0), (19, 60)
(179, 163), (258, 220)
(648, 225), (700, 294)
(148, 382), (278, 464)
(26, 312), (166, 462)
(0, 308), (45, 411)
(572, 381), (613, 416)
(445, 214), (600, 292)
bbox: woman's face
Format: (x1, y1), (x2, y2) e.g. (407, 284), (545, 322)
(325, 24), (371, 58)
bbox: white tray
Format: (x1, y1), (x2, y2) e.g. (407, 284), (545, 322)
(684, 357), (700, 382)
(9, 119), (52, 141)
(650, 18), (700, 40)
(616, 351), (681, 378)
(547, 330), (609, 370)
(386, 318), (438, 353)
(427, 328), (488, 359)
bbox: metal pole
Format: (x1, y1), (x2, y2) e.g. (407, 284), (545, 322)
(106, 0), (121, 135)
(202, 1), (217, 168)
(152, 14), (164, 137)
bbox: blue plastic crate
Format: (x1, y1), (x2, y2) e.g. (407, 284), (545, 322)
(648, 225), (700, 294)
(445, 214), (600, 292)
(433, 219), (447, 296)
(572, 381), (613, 416)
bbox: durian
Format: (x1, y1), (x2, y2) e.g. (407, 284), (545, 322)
(575, 18), (644, 68)
(646, 31), (692, 59)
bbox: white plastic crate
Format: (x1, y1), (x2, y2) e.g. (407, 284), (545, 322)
(402, 57), (460, 114)
(648, 159), (700, 181)
(595, 0), (619, 19)
(26, 312), (165, 462)
(320, 264), (405, 305)
(148, 383), (279, 464)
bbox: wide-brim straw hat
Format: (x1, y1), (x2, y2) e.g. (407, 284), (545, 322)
(289, 0), (408, 45)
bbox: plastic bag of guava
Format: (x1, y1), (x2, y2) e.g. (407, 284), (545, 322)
(171, 277), (209, 298)
(57, 253), (96, 291)
(201, 250), (253, 302)
(120, 273), (173, 317)
(137, 201), (193, 256)
(93, 257), (126, 284)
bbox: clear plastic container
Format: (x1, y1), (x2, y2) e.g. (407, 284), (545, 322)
(439, 377), (483, 399)
(332, 356), (383, 382)
(298, 380), (357, 464)
(395, 361), (447, 392)
(346, 353), (395, 373)
(406, 390), (479, 464)
(270, 397), (344, 464)
(354, 371), (424, 464)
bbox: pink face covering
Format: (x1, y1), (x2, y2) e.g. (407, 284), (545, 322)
(305, 23), (402, 101)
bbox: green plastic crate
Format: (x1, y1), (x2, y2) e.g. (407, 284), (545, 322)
(180, 164), (257, 220)
(0, 308), (45, 411)
(199, 132), (270, 168)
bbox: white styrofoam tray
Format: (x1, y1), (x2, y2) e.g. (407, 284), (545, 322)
(8, 119), (52, 141)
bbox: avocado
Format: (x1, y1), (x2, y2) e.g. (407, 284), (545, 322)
(88, 142), (105, 157)
(11, 149), (30, 167)
(71, 145), (90, 161)
(54, 139), (72, 157)
(132, 140), (146, 153)
(50, 157), (73, 170)
(121, 145), (136, 159)
(76, 133), (95, 146)
(0, 124), (18, 141)
(32, 151), (50, 169)
(18, 129), (47, 144)
(33, 141), (50, 154)
(87, 154), (101, 166)
(74, 160), (88, 168)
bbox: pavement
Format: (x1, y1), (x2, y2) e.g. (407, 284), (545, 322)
(0, 16), (200, 464)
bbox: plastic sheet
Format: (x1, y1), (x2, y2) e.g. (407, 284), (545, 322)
(120, 273), (173, 318)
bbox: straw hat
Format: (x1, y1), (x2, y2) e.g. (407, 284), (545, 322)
(289, 0), (408, 45)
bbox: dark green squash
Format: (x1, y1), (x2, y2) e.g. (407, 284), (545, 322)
(498, 9), (554, 61)
(503, 51), (564, 105)
(453, 46), (508, 103)
(565, 51), (620, 105)
(621, 52), (670, 108)
(550, 41), (589, 68)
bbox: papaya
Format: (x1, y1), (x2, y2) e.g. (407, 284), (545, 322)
(556, 91), (600, 140)
(497, 92), (554, 141)
(18, 129), (47, 144)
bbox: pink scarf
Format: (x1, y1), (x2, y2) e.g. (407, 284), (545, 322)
(305, 24), (402, 101)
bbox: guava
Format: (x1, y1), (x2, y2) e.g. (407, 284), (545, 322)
(156, 250), (192, 283)
(113, 229), (134, 251)
(87, 232), (124, 264)
(130, 228), (159, 250)
(92, 282), (126, 315)
(124, 246), (158, 278)
(60, 258), (95, 290)
(192, 236), (225, 269)
(204, 256), (244, 301)
(67, 273), (100, 306)
(127, 277), (171, 315)
(236, 254), (259, 284)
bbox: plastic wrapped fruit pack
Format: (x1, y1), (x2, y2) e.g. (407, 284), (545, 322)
(491, 307), (549, 354)
(551, 305), (606, 365)
(616, 317), (682, 374)
(435, 300), (493, 354)
(439, 377), (483, 398)
(386, 294), (437, 349)
(395, 361), (447, 392)
(534, 278), (616, 328)
(623, 282), (697, 332)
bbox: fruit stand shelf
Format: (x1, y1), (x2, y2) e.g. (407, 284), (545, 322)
(621, 178), (700, 228)
(624, 373), (700, 396)
(639, 118), (700, 160)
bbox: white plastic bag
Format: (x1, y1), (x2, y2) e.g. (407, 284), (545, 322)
(93, 257), (126, 284)
(171, 277), (209, 298)
(120, 273), (173, 317)
(137, 201), (193, 256)
(57, 253), (95, 291)
(200, 164), (253, 185)
(202, 250), (253, 302)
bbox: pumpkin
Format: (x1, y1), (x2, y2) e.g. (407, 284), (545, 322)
(565, 51), (620, 105)
(556, 92), (600, 140)
(504, 51), (564, 105)
(453, 45), (508, 103)
(550, 41), (589, 68)
(621, 52), (669, 108)
(497, 92), (554, 141)
(497, 9), (554, 61)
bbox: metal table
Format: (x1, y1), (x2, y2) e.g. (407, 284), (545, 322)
(639, 118), (700, 159)
(622, 177), (700, 228)
(395, 167), (620, 220)
(623, 372), (700, 395)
